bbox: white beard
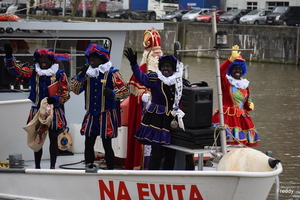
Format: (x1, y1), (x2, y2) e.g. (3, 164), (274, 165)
(147, 55), (159, 71)
(140, 50), (150, 66)
(140, 49), (163, 72)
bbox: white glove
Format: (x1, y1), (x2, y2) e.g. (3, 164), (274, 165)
(142, 93), (150, 103)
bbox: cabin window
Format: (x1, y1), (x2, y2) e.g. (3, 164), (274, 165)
(0, 38), (111, 91)
(162, 0), (179, 4)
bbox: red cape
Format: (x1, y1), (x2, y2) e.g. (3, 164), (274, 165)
(124, 63), (148, 169)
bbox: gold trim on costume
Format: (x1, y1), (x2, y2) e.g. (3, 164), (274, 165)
(102, 71), (109, 112)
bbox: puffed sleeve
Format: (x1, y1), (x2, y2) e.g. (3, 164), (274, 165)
(56, 73), (70, 105)
(112, 71), (130, 100)
(244, 87), (254, 111)
(4, 57), (34, 78)
(70, 76), (86, 95)
(131, 63), (157, 88)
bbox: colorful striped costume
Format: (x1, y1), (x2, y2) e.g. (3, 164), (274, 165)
(71, 68), (129, 138)
(212, 59), (260, 147)
(4, 57), (70, 131)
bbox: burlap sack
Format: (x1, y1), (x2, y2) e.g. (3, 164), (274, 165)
(23, 98), (54, 152)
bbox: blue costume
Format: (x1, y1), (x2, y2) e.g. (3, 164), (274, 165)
(131, 57), (188, 145)
(4, 52), (70, 130)
(128, 54), (189, 170)
(4, 47), (71, 169)
(71, 44), (129, 169)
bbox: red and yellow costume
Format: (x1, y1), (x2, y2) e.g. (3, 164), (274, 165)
(212, 55), (260, 147)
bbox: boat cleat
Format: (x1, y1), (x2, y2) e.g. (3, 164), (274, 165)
(85, 163), (99, 173)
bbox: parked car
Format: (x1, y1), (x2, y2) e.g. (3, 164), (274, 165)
(0, 2), (12, 13)
(239, 9), (271, 25)
(13, 3), (27, 14)
(266, 6), (300, 26)
(195, 10), (226, 23)
(161, 10), (189, 22)
(265, 6), (288, 25)
(181, 8), (210, 22)
(218, 9), (252, 24)
(107, 9), (147, 20)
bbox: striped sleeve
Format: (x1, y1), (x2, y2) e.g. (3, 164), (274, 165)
(70, 76), (85, 95)
(112, 71), (130, 100)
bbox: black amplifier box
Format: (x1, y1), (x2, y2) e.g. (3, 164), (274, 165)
(170, 127), (221, 149)
(182, 84), (213, 128)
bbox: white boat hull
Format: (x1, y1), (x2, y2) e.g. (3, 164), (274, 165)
(0, 164), (282, 200)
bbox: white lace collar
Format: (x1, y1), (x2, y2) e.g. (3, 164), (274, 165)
(226, 75), (249, 89)
(86, 61), (112, 77)
(155, 70), (176, 86)
(35, 63), (59, 76)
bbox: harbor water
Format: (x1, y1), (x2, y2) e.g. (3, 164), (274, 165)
(120, 54), (300, 200)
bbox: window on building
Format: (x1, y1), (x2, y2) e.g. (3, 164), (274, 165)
(226, 7), (238, 11)
(247, 2), (257, 10)
(267, 2), (289, 10)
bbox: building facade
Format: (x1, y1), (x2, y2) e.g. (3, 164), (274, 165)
(224, 0), (300, 10)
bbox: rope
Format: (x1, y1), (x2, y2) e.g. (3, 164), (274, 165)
(209, 125), (222, 151)
(214, 124), (249, 148)
(0, 161), (9, 168)
(58, 159), (111, 170)
(59, 160), (86, 170)
(0, 0), (62, 16)
(209, 124), (248, 155)
(225, 127), (249, 148)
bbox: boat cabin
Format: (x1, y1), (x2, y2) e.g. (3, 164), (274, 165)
(0, 20), (163, 161)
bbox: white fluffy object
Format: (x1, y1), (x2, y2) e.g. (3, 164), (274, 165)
(216, 148), (279, 172)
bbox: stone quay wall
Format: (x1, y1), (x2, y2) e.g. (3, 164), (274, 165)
(18, 15), (300, 65)
(125, 22), (300, 65)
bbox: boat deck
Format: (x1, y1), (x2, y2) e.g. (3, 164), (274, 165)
(23, 153), (126, 170)
(22, 152), (215, 171)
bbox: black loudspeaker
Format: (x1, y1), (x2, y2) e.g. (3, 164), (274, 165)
(182, 83), (213, 128)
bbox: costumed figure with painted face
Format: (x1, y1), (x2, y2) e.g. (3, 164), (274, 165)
(71, 44), (129, 170)
(124, 28), (163, 170)
(3, 43), (72, 169)
(125, 47), (189, 170)
(212, 45), (260, 147)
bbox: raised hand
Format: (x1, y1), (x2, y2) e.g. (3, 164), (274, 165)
(249, 102), (254, 110)
(124, 47), (137, 65)
(228, 45), (241, 62)
(77, 63), (89, 78)
(3, 43), (13, 59)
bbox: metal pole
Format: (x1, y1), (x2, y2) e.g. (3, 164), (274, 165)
(275, 176), (280, 200)
(82, 0), (86, 17)
(62, 0), (66, 16)
(211, 8), (227, 155)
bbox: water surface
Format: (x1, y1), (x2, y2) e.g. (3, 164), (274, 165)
(120, 55), (300, 200)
